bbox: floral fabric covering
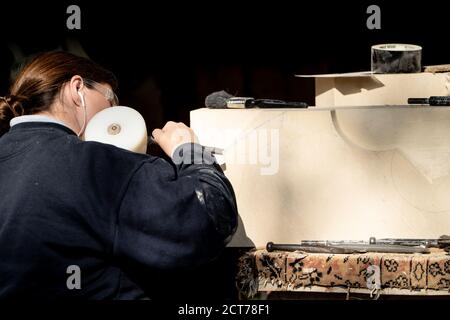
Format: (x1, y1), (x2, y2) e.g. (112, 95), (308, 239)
(236, 249), (450, 298)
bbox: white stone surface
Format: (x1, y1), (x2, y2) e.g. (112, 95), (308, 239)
(315, 73), (450, 107)
(190, 107), (450, 248)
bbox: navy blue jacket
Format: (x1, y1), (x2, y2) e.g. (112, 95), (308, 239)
(0, 122), (238, 300)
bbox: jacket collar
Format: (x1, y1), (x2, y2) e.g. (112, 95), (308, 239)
(9, 121), (78, 136)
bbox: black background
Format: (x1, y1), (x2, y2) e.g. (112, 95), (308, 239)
(1, 0), (449, 130)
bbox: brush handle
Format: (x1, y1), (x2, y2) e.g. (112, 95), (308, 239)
(250, 99), (308, 108)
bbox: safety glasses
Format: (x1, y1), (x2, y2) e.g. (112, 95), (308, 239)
(83, 79), (119, 107)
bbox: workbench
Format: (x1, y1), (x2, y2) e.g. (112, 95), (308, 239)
(190, 106), (450, 299)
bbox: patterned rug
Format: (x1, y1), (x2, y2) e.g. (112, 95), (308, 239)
(236, 248), (450, 298)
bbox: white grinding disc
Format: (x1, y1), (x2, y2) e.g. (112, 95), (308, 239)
(83, 106), (148, 154)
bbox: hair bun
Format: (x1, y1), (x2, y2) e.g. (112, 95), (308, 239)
(0, 94), (26, 136)
(1, 94), (26, 116)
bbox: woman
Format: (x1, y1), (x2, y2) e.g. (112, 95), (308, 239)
(0, 51), (238, 299)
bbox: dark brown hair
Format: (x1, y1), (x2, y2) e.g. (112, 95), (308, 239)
(0, 51), (117, 136)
